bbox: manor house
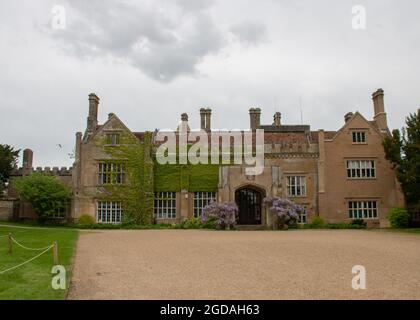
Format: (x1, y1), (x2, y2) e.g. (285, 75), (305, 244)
(7, 89), (404, 227)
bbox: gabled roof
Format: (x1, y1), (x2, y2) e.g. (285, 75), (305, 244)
(87, 113), (140, 143)
(324, 111), (382, 141)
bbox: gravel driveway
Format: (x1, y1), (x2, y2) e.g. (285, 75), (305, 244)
(68, 229), (420, 300)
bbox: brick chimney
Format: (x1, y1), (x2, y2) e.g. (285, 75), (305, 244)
(372, 88), (388, 131)
(273, 112), (281, 126)
(87, 93), (100, 133)
(249, 108), (261, 130)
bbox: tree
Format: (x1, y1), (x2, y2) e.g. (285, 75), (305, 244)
(14, 173), (72, 222)
(0, 144), (20, 194)
(383, 109), (420, 209)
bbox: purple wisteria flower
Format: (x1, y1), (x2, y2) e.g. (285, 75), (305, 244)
(201, 201), (238, 229)
(264, 197), (305, 229)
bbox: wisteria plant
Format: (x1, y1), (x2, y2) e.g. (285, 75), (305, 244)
(264, 197), (305, 230)
(201, 201), (239, 230)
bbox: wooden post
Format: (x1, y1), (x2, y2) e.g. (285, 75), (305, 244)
(53, 241), (59, 265)
(8, 233), (12, 254)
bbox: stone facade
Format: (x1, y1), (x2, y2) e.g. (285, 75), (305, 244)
(7, 89), (404, 227)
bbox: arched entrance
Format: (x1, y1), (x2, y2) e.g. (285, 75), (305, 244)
(235, 186), (263, 225)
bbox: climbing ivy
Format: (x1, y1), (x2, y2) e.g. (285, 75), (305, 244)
(97, 129), (220, 224)
(97, 131), (154, 225)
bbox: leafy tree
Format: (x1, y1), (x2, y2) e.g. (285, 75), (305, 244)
(383, 109), (420, 209)
(14, 173), (71, 222)
(0, 144), (20, 194)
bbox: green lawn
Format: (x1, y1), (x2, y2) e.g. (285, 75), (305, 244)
(0, 224), (79, 300)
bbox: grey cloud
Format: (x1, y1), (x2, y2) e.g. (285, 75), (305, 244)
(230, 21), (266, 45)
(49, 0), (225, 82)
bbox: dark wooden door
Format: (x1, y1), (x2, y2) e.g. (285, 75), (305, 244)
(235, 188), (262, 225)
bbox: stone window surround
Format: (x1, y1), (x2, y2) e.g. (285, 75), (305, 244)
(347, 199), (379, 220)
(96, 200), (123, 223)
(349, 128), (369, 144)
(285, 174), (308, 197)
(346, 159), (376, 179)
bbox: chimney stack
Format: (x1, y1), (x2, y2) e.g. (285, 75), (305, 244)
(249, 108), (261, 130)
(199, 108), (212, 131)
(273, 112), (281, 126)
(87, 93), (100, 133)
(200, 108), (206, 130)
(22, 149), (33, 169)
(372, 88), (388, 131)
(205, 108), (211, 132)
(22, 149), (33, 175)
(344, 112), (354, 123)
(181, 113), (188, 122)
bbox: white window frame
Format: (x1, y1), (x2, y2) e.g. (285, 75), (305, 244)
(193, 192), (216, 218)
(347, 160), (376, 179)
(154, 192), (177, 219)
(287, 176), (307, 197)
(298, 206), (308, 225)
(352, 131), (367, 143)
(98, 162), (125, 185)
(348, 201), (378, 219)
(97, 201), (123, 223)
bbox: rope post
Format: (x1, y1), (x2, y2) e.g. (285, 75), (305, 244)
(53, 241), (59, 265)
(8, 233), (12, 254)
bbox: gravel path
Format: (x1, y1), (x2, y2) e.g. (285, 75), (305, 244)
(68, 229), (420, 300)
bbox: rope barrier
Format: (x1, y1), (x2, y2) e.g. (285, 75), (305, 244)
(0, 244), (53, 275)
(10, 236), (52, 251)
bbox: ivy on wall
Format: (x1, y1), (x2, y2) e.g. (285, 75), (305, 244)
(154, 163), (219, 192)
(98, 128), (220, 224)
(97, 131), (154, 225)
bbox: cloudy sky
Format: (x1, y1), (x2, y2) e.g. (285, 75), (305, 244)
(1, 0), (419, 167)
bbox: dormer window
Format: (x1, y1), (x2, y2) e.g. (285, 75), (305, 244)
(352, 131), (366, 143)
(106, 133), (120, 145)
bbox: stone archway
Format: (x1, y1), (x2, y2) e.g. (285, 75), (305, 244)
(235, 186), (264, 225)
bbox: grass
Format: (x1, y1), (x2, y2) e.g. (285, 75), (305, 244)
(0, 223), (79, 300)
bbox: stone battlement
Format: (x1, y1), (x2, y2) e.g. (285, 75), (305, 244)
(10, 166), (73, 176)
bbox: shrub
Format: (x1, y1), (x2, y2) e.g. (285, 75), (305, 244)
(78, 214), (95, 225)
(388, 207), (410, 228)
(350, 219), (367, 228)
(264, 197), (305, 230)
(14, 173), (72, 223)
(201, 202), (238, 230)
(179, 217), (202, 229)
(310, 216), (325, 229)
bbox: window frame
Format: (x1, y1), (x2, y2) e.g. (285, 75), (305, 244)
(193, 191), (216, 218)
(351, 131), (367, 144)
(348, 200), (378, 220)
(297, 205), (308, 225)
(98, 162), (126, 185)
(96, 201), (123, 223)
(346, 160), (376, 179)
(105, 133), (121, 145)
(154, 192), (177, 219)
(286, 176), (307, 197)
